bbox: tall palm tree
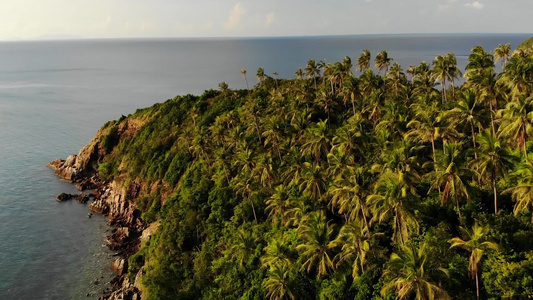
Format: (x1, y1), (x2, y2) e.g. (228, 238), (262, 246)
(264, 263), (297, 300)
(342, 56), (353, 76)
(449, 222), (499, 300)
(496, 54), (533, 99)
(494, 43), (511, 69)
(266, 185), (291, 224)
(226, 225), (258, 267)
(241, 68), (249, 89)
(381, 242), (450, 300)
(497, 94), (533, 160)
(472, 130), (515, 214)
(341, 75), (362, 117)
(295, 211), (336, 279)
(301, 120), (331, 163)
(431, 142), (472, 219)
(445, 53), (462, 101)
(328, 167), (370, 227)
(294, 68), (303, 80)
(272, 72), (279, 89)
(305, 59), (319, 88)
(405, 102), (460, 169)
(367, 171), (419, 244)
(329, 220), (371, 278)
(431, 54), (461, 103)
(257, 67), (266, 85)
(218, 81), (229, 94)
(385, 62), (407, 98)
(357, 49), (371, 72)
(375, 50), (392, 73)
(504, 157), (533, 222)
(446, 89), (486, 158)
(263, 115), (285, 161)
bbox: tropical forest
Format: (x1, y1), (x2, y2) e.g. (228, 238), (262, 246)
(94, 38), (533, 299)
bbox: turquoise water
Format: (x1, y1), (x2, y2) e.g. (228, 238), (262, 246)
(0, 34), (530, 299)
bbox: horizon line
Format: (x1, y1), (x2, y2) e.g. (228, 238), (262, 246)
(1, 32), (531, 43)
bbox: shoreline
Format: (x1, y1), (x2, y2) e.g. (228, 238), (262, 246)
(48, 149), (146, 299)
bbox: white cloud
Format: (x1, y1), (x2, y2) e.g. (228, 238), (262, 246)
(465, 1), (485, 9)
(224, 3), (246, 30)
(265, 12), (275, 27)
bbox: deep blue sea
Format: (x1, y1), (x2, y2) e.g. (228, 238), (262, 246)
(0, 34), (530, 299)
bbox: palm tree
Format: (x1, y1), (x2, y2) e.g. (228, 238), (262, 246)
(432, 54), (448, 103)
(315, 90), (339, 121)
(381, 242), (450, 300)
(266, 185), (291, 224)
(262, 235), (295, 267)
(257, 67), (266, 85)
(375, 50), (392, 73)
(262, 115), (285, 161)
(357, 50), (371, 72)
(445, 53), (462, 101)
(504, 157), (533, 222)
(305, 59), (319, 88)
(298, 162), (328, 202)
(328, 167), (370, 227)
(226, 225), (258, 267)
(446, 89), (486, 158)
(472, 130), (515, 214)
(497, 94), (533, 160)
(342, 56), (353, 76)
(329, 220), (370, 278)
(449, 222), (499, 300)
(218, 81), (229, 94)
(431, 142), (472, 219)
(405, 102), (460, 169)
(273, 72), (279, 89)
(241, 69), (249, 89)
(494, 43), (511, 69)
(385, 62), (407, 98)
(295, 211), (336, 279)
(497, 54), (533, 99)
(264, 263), (297, 300)
(431, 53), (461, 103)
(367, 171), (419, 244)
(301, 120), (331, 163)
(294, 68), (303, 80)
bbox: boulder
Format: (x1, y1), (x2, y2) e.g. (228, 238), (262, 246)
(110, 258), (127, 276)
(75, 194), (90, 204)
(55, 193), (73, 202)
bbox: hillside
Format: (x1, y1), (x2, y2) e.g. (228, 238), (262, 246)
(518, 36), (533, 50)
(53, 44), (533, 300)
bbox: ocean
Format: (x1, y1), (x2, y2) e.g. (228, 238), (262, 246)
(0, 33), (529, 299)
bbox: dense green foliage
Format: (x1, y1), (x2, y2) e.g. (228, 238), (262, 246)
(98, 41), (533, 299)
(518, 37), (533, 51)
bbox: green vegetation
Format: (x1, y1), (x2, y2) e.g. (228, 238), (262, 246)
(518, 37), (533, 51)
(96, 42), (533, 299)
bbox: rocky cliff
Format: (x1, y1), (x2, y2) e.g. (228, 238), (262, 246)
(49, 120), (149, 300)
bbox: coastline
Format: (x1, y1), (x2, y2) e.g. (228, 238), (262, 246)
(48, 137), (146, 300)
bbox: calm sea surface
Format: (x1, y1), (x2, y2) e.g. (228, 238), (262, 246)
(0, 34), (530, 299)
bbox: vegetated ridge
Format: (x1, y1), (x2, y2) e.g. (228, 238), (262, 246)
(51, 40), (533, 300)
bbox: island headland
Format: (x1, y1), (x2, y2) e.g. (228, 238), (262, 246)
(49, 39), (533, 300)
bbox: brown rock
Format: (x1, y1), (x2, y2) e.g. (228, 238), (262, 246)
(75, 194), (90, 204)
(55, 193), (73, 202)
(110, 258), (127, 276)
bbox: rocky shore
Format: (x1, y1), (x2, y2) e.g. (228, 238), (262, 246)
(48, 136), (148, 300)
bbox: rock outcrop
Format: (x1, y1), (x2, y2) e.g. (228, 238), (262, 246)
(49, 118), (150, 300)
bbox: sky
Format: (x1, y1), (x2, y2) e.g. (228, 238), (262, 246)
(0, 0), (532, 41)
